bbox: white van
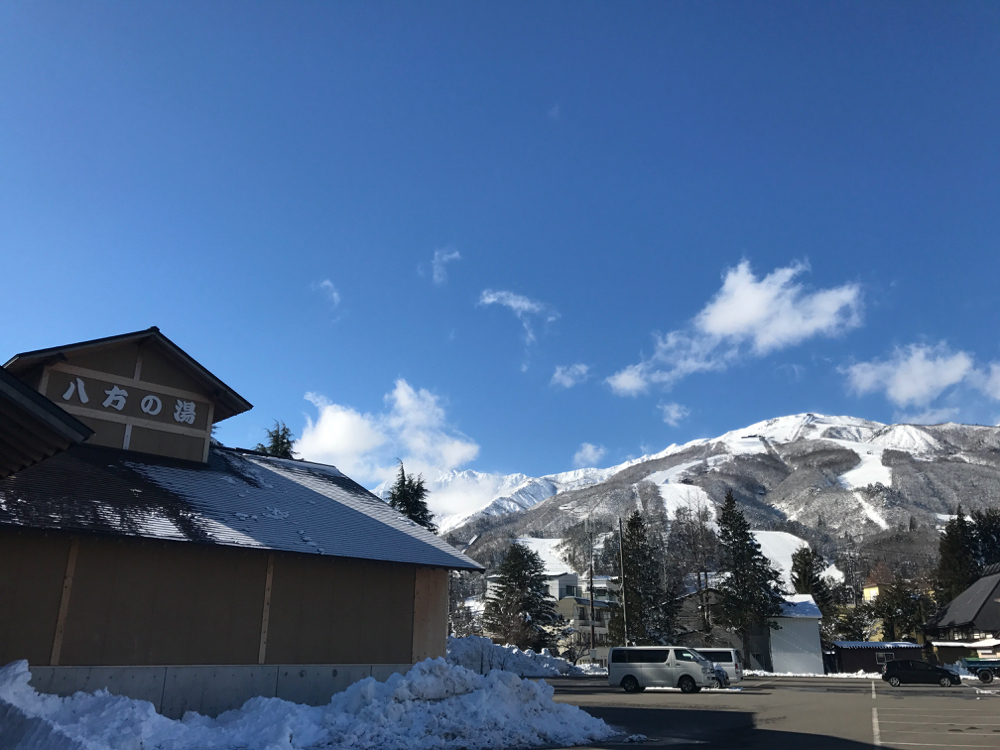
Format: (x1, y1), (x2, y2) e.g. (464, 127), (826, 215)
(693, 648), (744, 684)
(608, 646), (715, 693)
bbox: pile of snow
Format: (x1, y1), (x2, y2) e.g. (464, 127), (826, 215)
(447, 636), (583, 678)
(574, 663), (609, 676)
(745, 669), (880, 679)
(0, 658), (615, 750)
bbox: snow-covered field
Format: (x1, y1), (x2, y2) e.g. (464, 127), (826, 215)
(0, 658), (615, 750)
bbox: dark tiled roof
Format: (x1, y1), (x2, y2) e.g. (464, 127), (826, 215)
(0, 444), (482, 571)
(925, 573), (1000, 631)
(0, 367), (92, 478)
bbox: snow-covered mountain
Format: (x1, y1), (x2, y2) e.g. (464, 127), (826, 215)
(445, 413), (1000, 563)
(374, 454), (671, 534)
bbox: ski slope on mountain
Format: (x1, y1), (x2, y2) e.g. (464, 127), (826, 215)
(452, 413), (1000, 565)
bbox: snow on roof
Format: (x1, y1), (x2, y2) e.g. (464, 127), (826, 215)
(931, 639), (1000, 648)
(779, 594), (822, 619)
(0, 444), (483, 571)
(831, 641), (922, 649)
(516, 537), (573, 576)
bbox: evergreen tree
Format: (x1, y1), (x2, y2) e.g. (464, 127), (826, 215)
(971, 508), (1000, 569)
(255, 420), (296, 458)
(607, 511), (674, 646)
(387, 462), (437, 533)
(482, 541), (558, 651)
(934, 506), (979, 603)
(791, 546), (838, 643)
(872, 576), (930, 641)
(790, 546), (834, 613)
(717, 490), (785, 662)
(836, 601), (878, 641)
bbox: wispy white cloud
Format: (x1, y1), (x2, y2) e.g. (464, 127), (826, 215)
(548, 104), (560, 120)
(296, 380), (480, 513)
(607, 261), (862, 396)
(658, 402), (690, 427)
(844, 343), (974, 407)
(844, 342), (1000, 425)
(312, 279), (341, 306)
(551, 363), (589, 388)
(479, 290), (559, 370)
(431, 247), (461, 285)
(895, 406), (962, 425)
(573, 442), (606, 468)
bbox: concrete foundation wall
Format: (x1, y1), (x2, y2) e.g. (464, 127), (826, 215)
(28, 663), (413, 719)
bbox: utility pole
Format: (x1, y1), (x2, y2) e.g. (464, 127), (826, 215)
(619, 516), (629, 646)
(588, 523), (596, 653)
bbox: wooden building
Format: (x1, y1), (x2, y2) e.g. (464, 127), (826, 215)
(923, 564), (1000, 644)
(830, 641), (923, 673)
(0, 328), (482, 715)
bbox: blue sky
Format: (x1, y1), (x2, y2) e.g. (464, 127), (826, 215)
(3, 2), (1000, 513)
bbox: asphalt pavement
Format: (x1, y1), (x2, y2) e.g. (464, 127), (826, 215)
(541, 674), (1000, 749)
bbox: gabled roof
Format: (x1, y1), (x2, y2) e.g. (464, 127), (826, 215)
(0, 443), (483, 571)
(780, 594), (822, 619)
(925, 571), (1000, 632)
(4, 327), (252, 423)
(0, 366), (93, 478)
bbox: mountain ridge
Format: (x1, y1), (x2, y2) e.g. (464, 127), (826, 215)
(431, 413), (1000, 568)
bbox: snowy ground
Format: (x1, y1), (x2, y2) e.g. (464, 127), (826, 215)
(0, 658), (616, 750)
(745, 669), (881, 679)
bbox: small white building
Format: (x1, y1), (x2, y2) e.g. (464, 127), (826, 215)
(769, 594), (824, 674)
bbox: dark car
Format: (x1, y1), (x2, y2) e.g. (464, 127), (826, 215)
(882, 659), (961, 687)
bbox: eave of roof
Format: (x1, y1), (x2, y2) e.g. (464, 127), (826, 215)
(925, 573), (1000, 631)
(0, 444), (483, 571)
(0, 367), (93, 478)
(4, 327), (252, 423)
(831, 641), (922, 649)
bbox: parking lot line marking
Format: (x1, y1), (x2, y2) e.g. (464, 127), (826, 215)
(887, 743), (998, 748)
(881, 721), (1000, 726)
(882, 706), (996, 714)
(890, 730), (1000, 736)
(873, 707), (881, 746)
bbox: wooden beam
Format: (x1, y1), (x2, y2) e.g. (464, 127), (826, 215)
(50, 537), (80, 666)
(58, 404), (207, 439)
(258, 552), (275, 664)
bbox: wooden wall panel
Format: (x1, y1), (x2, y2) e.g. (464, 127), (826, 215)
(2, 530), (425, 667)
(411, 567), (448, 662)
(64, 344), (139, 380)
(138, 346), (206, 394)
(128, 427), (205, 462)
(266, 555), (415, 665)
(0, 529), (70, 665)
(75, 415), (126, 449)
(58, 537), (268, 666)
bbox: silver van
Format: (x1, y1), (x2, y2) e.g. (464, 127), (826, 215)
(608, 646), (715, 693)
(693, 648), (744, 684)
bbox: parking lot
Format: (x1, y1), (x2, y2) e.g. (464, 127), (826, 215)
(544, 675), (1000, 749)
